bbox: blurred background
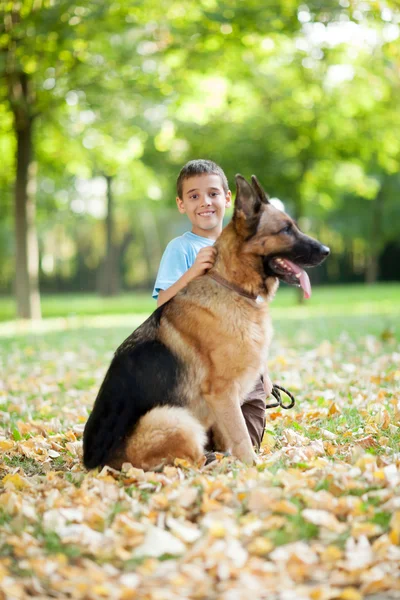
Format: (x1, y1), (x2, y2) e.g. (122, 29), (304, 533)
(0, 0), (399, 323)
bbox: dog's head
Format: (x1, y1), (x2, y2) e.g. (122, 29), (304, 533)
(233, 174), (330, 298)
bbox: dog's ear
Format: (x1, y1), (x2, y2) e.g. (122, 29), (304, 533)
(233, 174), (262, 237)
(234, 174), (262, 218)
(251, 175), (270, 204)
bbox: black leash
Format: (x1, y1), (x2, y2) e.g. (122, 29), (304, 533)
(266, 385), (296, 410)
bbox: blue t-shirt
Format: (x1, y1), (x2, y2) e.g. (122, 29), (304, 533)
(152, 231), (214, 300)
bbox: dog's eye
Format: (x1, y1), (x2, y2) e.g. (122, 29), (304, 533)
(280, 224), (292, 234)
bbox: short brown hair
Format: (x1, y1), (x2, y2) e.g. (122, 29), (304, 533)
(176, 159), (229, 198)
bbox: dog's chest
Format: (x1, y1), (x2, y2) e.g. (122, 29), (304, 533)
(221, 301), (271, 357)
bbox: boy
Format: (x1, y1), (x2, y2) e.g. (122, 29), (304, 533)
(152, 159), (269, 451)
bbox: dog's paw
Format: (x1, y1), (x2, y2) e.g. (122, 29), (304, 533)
(233, 442), (257, 465)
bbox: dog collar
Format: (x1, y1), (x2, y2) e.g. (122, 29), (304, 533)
(207, 272), (259, 301)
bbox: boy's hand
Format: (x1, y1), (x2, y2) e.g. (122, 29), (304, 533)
(188, 247), (217, 279)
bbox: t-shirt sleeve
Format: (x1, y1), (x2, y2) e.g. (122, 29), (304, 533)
(152, 239), (189, 300)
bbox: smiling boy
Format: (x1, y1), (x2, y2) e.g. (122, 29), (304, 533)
(152, 159), (269, 451)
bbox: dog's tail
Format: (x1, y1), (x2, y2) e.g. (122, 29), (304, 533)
(122, 406), (207, 471)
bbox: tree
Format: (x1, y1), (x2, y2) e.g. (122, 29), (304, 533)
(0, 0), (132, 316)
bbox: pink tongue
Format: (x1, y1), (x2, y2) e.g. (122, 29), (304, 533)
(282, 259), (312, 299)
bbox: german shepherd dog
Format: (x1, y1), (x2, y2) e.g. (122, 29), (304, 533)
(83, 175), (329, 471)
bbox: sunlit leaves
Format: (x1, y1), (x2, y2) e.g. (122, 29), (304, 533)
(0, 305), (399, 596)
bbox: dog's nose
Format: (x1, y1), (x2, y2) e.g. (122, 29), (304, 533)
(321, 245), (330, 256)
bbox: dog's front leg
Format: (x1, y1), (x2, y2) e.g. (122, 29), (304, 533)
(263, 372), (273, 397)
(205, 394), (257, 465)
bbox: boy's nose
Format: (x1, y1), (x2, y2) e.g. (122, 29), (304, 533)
(202, 196), (212, 206)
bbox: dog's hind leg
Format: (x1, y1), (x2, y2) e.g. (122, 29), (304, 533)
(116, 406), (207, 471)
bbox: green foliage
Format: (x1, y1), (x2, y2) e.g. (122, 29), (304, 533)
(1, 1), (400, 293)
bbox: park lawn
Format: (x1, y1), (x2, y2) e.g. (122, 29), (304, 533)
(0, 290), (155, 322)
(0, 282), (400, 323)
(0, 285), (399, 598)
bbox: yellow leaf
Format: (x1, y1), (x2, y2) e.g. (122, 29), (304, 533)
(150, 494), (169, 510)
(320, 545), (342, 563)
(92, 585), (110, 597)
(17, 422), (34, 435)
(120, 590), (137, 600)
(328, 402), (341, 416)
(338, 588), (363, 600)
(324, 441), (337, 456)
(0, 440), (14, 451)
(261, 433), (275, 451)
(362, 579), (388, 594)
(389, 529), (399, 545)
(351, 522), (382, 538)
(247, 537), (273, 556)
(174, 458), (192, 469)
(271, 500), (298, 515)
(2, 474), (29, 490)
(201, 497), (222, 513)
(390, 511), (400, 533)
(208, 522), (226, 538)
(274, 355), (287, 367)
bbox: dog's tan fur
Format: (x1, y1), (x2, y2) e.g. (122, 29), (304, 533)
(121, 407), (207, 471)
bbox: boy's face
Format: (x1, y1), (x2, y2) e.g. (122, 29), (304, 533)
(176, 174), (232, 238)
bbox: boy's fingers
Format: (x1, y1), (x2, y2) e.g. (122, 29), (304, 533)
(201, 257), (215, 266)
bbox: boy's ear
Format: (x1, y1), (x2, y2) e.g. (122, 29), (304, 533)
(225, 189), (232, 208)
(233, 175), (262, 229)
(176, 196), (186, 214)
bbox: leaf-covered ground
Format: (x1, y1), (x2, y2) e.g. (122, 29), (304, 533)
(0, 305), (399, 599)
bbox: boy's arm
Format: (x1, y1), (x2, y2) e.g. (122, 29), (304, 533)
(157, 270), (193, 307)
(157, 246), (216, 307)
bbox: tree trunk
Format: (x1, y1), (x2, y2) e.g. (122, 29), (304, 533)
(14, 117), (41, 319)
(99, 175), (120, 296)
(139, 209), (162, 286)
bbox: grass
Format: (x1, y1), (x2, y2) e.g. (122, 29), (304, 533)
(0, 282), (399, 323)
(0, 290), (155, 322)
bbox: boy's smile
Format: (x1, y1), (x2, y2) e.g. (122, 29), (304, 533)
(176, 174), (232, 239)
